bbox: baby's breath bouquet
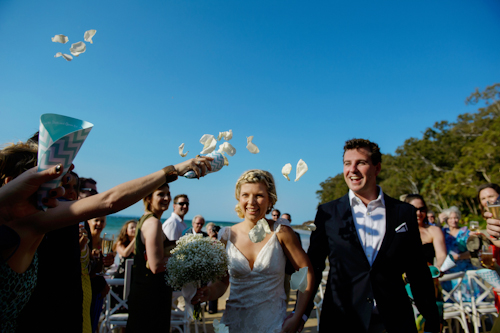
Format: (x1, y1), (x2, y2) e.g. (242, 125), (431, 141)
(166, 234), (229, 319)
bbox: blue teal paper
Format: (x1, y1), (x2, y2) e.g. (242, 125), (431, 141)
(37, 114), (93, 209)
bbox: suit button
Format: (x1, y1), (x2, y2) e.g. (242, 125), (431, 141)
(367, 298), (373, 303)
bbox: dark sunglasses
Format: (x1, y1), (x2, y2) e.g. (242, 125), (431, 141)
(80, 188), (98, 195)
(175, 202), (189, 207)
(415, 207), (427, 213)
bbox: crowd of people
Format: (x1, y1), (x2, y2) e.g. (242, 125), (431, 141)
(1, 133), (500, 333)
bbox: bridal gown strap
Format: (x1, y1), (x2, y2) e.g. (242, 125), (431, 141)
(220, 224), (287, 333)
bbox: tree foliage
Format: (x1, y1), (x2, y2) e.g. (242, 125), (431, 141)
(317, 84), (500, 222)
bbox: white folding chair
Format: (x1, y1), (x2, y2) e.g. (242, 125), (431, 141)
(170, 291), (207, 333)
(439, 271), (470, 333)
(466, 270), (498, 333)
(100, 258), (133, 332)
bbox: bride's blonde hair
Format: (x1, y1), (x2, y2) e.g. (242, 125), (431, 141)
(234, 169), (278, 218)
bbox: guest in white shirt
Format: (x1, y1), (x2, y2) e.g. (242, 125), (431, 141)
(182, 215), (208, 237)
(162, 194), (189, 240)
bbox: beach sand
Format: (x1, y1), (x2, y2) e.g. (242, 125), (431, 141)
(179, 286), (319, 333)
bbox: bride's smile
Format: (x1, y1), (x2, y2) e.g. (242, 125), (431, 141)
(238, 182), (270, 223)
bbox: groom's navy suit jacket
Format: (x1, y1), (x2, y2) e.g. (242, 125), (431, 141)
(306, 193), (440, 332)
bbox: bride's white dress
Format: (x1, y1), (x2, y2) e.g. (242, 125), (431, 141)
(219, 224), (287, 333)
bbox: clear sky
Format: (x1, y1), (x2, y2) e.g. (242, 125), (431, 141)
(1, 0), (499, 224)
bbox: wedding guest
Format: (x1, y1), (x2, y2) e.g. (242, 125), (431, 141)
(112, 219), (137, 279)
(193, 169), (314, 333)
(182, 215), (208, 236)
(280, 212), (304, 303)
(127, 183), (176, 332)
(162, 194), (189, 240)
(404, 194), (447, 268)
(205, 222), (220, 314)
(271, 209), (281, 221)
(441, 206), (478, 301)
(427, 211), (437, 225)
(2, 138), (212, 332)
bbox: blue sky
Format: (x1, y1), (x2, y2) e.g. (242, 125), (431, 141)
(1, 0), (499, 224)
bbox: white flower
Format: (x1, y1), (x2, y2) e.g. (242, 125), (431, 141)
(51, 34), (68, 44)
(295, 159), (308, 181)
(218, 142), (236, 157)
(54, 52), (73, 61)
(217, 129), (233, 141)
(70, 41), (86, 56)
(178, 143), (188, 157)
(290, 266), (308, 292)
(282, 163), (292, 181)
(199, 134), (217, 154)
(248, 218), (271, 243)
(246, 136), (259, 154)
(166, 234), (228, 290)
(84, 30), (96, 44)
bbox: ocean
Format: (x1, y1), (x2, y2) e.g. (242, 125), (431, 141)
(103, 214), (311, 251)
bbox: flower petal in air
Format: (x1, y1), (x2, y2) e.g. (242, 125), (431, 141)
(282, 163), (292, 181)
(178, 143), (188, 157)
(51, 34), (68, 44)
(84, 30), (96, 44)
(70, 41), (86, 56)
(295, 159), (308, 182)
(246, 136), (259, 154)
(217, 129), (233, 141)
(249, 218), (272, 243)
(199, 134), (217, 154)
(218, 142), (236, 157)
(306, 223), (316, 231)
(290, 266), (308, 292)
(54, 52), (73, 61)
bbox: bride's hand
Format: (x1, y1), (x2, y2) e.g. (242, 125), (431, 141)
(280, 313), (304, 333)
(174, 156), (213, 179)
(191, 285), (211, 304)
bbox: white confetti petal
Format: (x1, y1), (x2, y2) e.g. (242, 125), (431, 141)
(199, 134), (217, 154)
(306, 223), (316, 231)
(217, 129), (233, 141)
(249, 218), (271, 243)
(84, 30), (96, 44)
(51, 34), (68, 44)
(246, 136), (260, 154)
(282, 163), (292, 181)
(70, 41), (86, 56)
(218, 142), (236, 157)
(178, 143), (188, 157)
(54, 52), (73, 61)
(290, 266), (308, 292)
(295, 159), (308, 182)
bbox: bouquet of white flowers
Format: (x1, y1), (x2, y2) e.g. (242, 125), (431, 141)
(166, 234), (229, 289)
(166, 234), (229, 319)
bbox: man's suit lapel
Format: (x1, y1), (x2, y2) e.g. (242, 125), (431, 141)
(338, 194), (370, 267)
(374, 193), (398, 267)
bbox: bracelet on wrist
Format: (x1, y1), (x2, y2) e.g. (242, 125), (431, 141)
(162, 165), (178, 183)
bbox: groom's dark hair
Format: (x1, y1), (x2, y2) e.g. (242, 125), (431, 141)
(343, 138), (382, 165)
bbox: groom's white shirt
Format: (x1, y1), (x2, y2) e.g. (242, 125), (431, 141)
(162, 212), (187, 240)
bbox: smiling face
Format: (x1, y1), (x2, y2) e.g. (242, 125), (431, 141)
(127, 222), (137, 239)
(174, 197), (189, 218)
(88, 216), (107, 238)
(479, 187), (499, 209)
(238, 182), (269, 223)
(409, 198), (427, 225)
(447, 212), (460, 229)
(192, 217), (205, 233)
(147, 185), (171, 214)
(63, 173), (79, 201)
(343, 148), (381, 202)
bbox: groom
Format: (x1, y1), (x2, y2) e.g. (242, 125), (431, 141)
(298, 139), (440, 332)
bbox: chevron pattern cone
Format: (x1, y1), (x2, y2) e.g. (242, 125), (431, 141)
(184, 151), (225, 179)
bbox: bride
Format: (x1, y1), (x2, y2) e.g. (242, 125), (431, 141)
(194, 169), (314, 333)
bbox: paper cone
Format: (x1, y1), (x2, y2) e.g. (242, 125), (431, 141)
(476, 269), (500, 288)
(440, 254), (457, 272)
(37, 113), (93, 209)
(184, 151), (225, 179)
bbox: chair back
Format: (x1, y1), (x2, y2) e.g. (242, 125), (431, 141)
(123, 259), (134, 300)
